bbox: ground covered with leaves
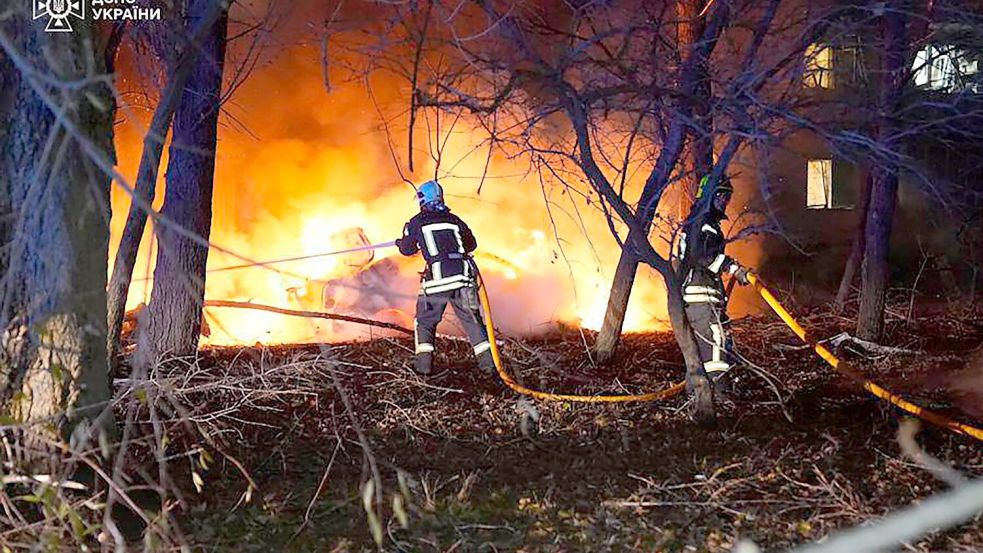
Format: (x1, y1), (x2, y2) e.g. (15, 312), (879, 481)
(130, 303), (983, 552)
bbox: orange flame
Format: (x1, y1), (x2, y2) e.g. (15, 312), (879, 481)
(107, 45), (751, 346)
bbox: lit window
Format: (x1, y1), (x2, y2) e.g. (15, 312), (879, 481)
(913, 44), (980, 92)
(804, 44), (834, 89)
(806, 159), (833, 209)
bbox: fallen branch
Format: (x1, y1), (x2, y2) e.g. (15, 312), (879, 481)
(1, 474), (88, 491)
(827, 332), (919, 356)
(203, 300), (413, 335)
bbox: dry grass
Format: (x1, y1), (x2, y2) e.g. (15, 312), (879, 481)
(3, 303), (983, 551)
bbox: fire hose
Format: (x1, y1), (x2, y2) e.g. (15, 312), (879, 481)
(475, 270), (686, 402)
(745, 273), (983, 441)
(206, 240), (399, 274)
(202, 239), (983, 439)
(479, 270), (983, 440)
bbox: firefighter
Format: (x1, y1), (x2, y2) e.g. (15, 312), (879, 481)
(677, 174), (751, 397)
(396, 180), (496, 375)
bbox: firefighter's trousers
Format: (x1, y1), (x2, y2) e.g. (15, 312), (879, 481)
(413, 285), (495, 374)
(684, 295), (733, 381)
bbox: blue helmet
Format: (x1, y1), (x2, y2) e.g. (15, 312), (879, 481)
(416, 180), (445, 210)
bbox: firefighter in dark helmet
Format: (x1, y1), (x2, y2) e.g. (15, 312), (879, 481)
(677, 174), (750, 396)
(396, 180), (496, 375)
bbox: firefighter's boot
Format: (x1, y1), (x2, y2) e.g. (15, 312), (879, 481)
(414, 352), (433, 375)
(691, 378), (717, 429)
(476, 349), (496, 373)
(710, 371), (732, 405)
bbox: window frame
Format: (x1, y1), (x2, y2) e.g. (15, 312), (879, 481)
(806, 159), (835, 210)
(912, 43), (981, 93)
(804, 43), (835, 89)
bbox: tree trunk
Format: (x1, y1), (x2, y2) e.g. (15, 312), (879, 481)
(139, 1), (229, 362)
(0, 20), (16, 285)
(0, 13), (115, 439)
(834, 169), (872, 312)
(857, 7), (906, 341)
(595, 0), (712, 365)
(681, 0), (714, 182)
(106, 2), (226, 368)
(594, 248), (640, 363)
(857, 169), (899, 340)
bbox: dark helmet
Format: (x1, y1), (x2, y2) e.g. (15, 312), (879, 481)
(696, 174), (734, 200)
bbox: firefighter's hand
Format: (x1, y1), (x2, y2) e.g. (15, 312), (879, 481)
(733, 266), (750, 285)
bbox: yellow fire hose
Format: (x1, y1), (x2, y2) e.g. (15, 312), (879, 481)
(475, 269), (983, 441)
(476, 274), (686, 403)
(746, 273), (983, 441)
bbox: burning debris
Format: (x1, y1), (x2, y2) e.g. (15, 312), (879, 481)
(320, 256), (416, 331)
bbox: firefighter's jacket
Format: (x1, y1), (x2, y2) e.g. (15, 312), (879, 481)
(677, 207), (738, 305)
(396, 207), (478, 294)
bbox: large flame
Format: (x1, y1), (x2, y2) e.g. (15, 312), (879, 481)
(109, 43), (761, 346)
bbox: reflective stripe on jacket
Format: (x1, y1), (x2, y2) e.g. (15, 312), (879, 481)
(677, 208), (736, 304)
(396, 208), (478, 293)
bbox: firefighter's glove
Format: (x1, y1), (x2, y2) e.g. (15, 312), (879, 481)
(733, 266), (750, 285)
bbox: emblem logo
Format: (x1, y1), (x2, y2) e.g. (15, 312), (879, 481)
(33, 0), (86, 33)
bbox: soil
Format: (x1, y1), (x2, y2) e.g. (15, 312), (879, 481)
(134, 304), (983, 552)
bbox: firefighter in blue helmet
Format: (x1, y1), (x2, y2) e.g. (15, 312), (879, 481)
(396, 180), (495, 375)
(677, 175), (751, 397)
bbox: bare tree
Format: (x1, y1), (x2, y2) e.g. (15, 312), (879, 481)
(106, 1), (227, 368)
(139, 0), (230, 361)
(353, 0), (831, 423)
(595, 0), (716, 365)
(856, 2), (924, 340)
(819, 0), (983, 339)
(0, 7), (115, 438)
